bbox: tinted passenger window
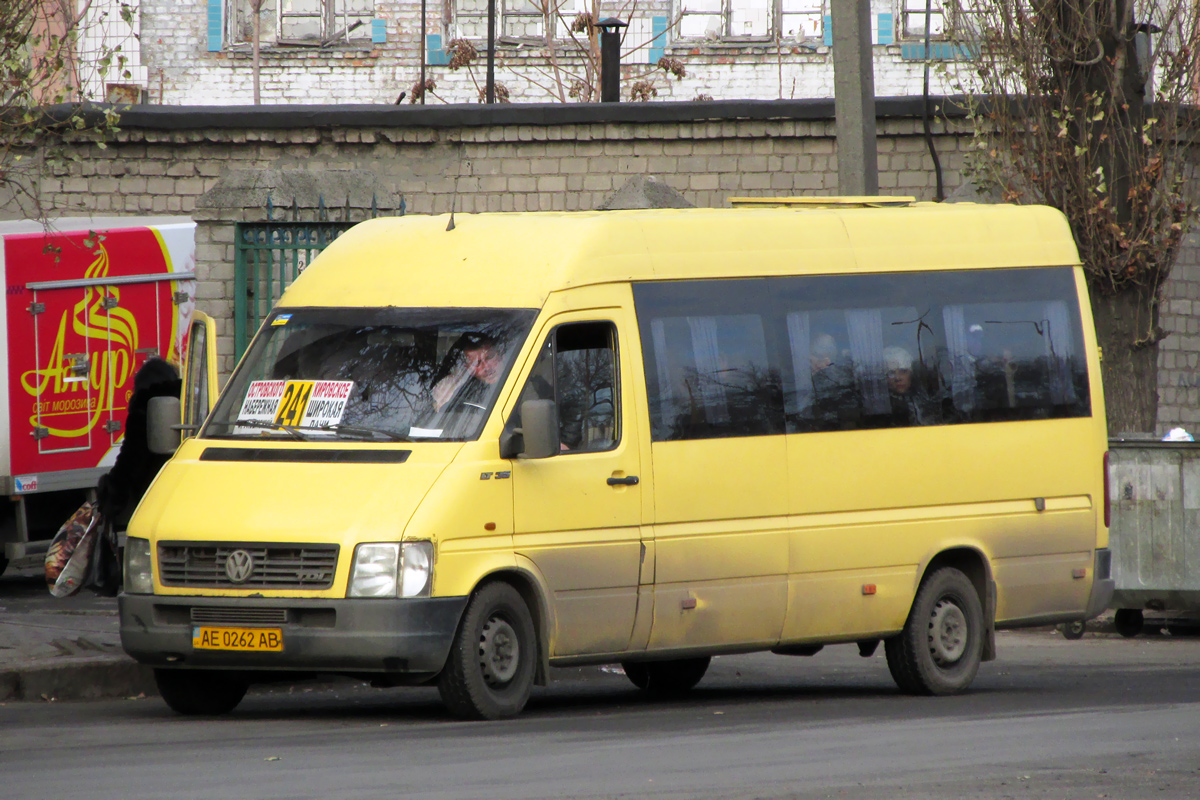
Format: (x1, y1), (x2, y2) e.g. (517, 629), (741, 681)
(634, 268), (1090, 441)
(633, 281), (784, 441)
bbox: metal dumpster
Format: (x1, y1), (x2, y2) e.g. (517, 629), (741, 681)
(1106, 437), (1200, 636)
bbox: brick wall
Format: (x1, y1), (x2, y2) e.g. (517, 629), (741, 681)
(1158, 228), (1200, 433)
(15, 101), (1197, 432)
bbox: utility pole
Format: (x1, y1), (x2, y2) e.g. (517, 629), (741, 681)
(420, 0), (426, 104)
(486, 0), (496, 103)
(831, 0), (878, 195)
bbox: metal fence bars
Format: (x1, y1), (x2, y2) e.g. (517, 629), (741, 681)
(233, 221), (355, 358)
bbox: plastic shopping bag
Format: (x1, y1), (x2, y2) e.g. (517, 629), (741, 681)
(84, 521), (122, 597)
(44, 501), (101, 598)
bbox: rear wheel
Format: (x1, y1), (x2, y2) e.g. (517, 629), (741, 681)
(438, 582), (536, 720)
(1060, 620), (1086, 640)
(1114, 608), (1144, 638)
(885, 567), (984, 696)
(154, 669), (248, 716)
(621, 657), (711, 697)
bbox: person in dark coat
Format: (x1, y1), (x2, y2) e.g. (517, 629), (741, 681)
(96, 358), (183, 529)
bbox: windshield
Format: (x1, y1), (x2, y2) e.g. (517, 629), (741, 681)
(204, 307), (537, 442)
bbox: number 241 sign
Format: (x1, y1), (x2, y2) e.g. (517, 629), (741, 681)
(274, 381), (313, 426)
(236, 380), (354, 429)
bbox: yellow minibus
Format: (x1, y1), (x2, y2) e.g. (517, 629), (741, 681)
(121, 200), (1113, 719)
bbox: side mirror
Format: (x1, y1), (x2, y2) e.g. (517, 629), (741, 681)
(147, 396), (183, 455)
(499, 429), (523, 459)
(520, 399), (558, 459)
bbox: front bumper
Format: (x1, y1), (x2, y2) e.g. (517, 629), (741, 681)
(119, 594), (468, 677)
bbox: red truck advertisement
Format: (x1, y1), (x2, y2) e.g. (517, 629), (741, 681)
(1, 217), (196, 573)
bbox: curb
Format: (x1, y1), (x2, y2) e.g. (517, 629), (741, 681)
(0, 657), (157, 703)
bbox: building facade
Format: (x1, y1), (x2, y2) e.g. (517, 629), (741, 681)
(88, 1), (983, 106)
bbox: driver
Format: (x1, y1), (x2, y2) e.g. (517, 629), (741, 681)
(431, 332), (504, 413)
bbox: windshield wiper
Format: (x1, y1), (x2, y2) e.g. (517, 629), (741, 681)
(319, 424), (412, 442)
(231, 419), (311, 441)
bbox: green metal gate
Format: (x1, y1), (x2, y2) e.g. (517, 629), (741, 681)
(233, 220), (352, 357)
(233, 195), (401, 358)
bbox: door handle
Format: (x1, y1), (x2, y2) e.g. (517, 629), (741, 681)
(607, 475), (639, 486)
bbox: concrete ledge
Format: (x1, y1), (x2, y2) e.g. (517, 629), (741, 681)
(0, 657), (157, 702)
(42, 96), (974, 131)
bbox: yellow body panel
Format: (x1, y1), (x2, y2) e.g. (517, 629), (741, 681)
(132, 203), (1108, 668)
(508, 299), (645, 657)
(279, 205), (1082, 310)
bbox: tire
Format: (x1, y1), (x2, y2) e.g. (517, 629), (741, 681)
(621, 657), (711, 697)
(438, 582), (537, 720)
(1060, 620), (1086, 640)
(0, 555), (8, 579)
(154, 669), (248, 716)
(885, 567), (984, 696)
(1114, 608), (1143, 638)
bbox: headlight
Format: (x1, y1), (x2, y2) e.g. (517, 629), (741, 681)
(348, 543), (399, 598)
(346, 542), (434, 598)
(124, 537), (153, 595)
(400, 541), (433, 598)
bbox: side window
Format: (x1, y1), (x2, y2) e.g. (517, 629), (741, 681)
(511, 321), (618, 453)
(635, 269), (1090, 439)
(772, 267), (1091, 432)
(634, 281), (784, 442)
(943, 298), (1085, 422)
(184, 321), (209, 429)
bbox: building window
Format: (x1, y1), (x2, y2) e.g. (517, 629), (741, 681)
(899, 1), (990, 45)
(227, 0), (374, 47)
(951, 1), (991, 41)
(678, 0), (824, 41)
(455, 0), (581, 41)
(901, 0), (944, 38)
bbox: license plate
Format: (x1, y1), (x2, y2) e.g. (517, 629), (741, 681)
(192, 626), (283, 652)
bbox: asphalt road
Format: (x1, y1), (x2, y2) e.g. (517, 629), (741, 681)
(2, 628), (1199, 800)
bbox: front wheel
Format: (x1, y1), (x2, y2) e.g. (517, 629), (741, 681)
(438, 582), (537, 720)
(621, 657), (711, 697)
(885, 567), (984, 696)
(154, 669), (248, 716)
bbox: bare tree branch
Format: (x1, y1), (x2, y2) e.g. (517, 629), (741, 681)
(1, 0), (131, 220)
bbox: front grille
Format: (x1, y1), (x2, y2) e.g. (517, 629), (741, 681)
(190, 607), (289, 625)
(158, 542), (339, 589)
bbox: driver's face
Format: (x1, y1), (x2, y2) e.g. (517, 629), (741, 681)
(465, 345), (503, 384)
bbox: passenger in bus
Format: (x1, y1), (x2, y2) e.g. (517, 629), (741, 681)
(810, 333), (858, 430)
(883, 346), (938, 427)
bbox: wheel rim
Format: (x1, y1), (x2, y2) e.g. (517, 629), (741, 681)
(927, 597), (968, 665)
(479, 614), (520, 686)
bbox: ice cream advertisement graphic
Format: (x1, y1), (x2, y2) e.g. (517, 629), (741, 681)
(4, 221), (196, 475)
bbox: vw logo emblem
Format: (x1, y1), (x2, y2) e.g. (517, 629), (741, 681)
(224, 550), (254, 584)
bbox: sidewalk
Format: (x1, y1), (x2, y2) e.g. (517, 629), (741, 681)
(0, 565), (155, 703)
